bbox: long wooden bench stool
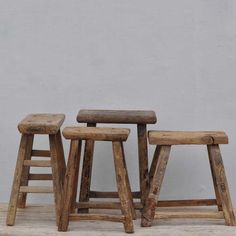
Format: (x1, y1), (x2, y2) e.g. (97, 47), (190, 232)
(6, 114), (66, 226)
(59, 127), (135, 233)
(77, 109), (157, 211)
(142, 131), (236, 227)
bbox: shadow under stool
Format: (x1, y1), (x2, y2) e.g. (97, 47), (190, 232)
(58, 127), (135, 233)
(76, 109), (157, 211)
(142, 131), (236, 227)
(6, 113), (66, 226)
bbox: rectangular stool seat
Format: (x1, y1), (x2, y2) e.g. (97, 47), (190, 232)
(149, 131), (228, 145)
(63, 127), (130, 141)
(77, 109), (157, 124)
(18, 114), (65, 134)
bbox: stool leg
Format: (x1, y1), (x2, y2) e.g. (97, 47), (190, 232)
(49, 134), (64, 225)
(17, 135), (34, 208)
(6, 134), (33, 226)
(58, 140), (82, 232)
(78, 123), (96, 213)
(207, 144), (236, 226)
(55, 130), (66, 185)
(121, 142), (136, 220)
(137, 124), (149, 207)
(112, 141), (134, 233)
(149, 146), (161, 183)
(141, 145), (171, 227)
(207, 145), (223, 211)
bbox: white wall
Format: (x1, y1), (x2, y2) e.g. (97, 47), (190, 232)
(1, 0), (236, 205)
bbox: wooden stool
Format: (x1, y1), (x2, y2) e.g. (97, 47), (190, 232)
(58, 127), (135, 233)
(77, 109), (157, 211)
(142, 131), (236, 227)
(6, 114), (66, 226)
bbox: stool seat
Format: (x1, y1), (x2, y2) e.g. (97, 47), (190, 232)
(77, 109), (157, 124)
(62, 127), (130, 141)
(148, 131), (228, 145)
(18, 114), (65, 134)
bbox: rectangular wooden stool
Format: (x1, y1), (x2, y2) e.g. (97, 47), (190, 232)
(77, 109), (157, 211)
(6, 114), (66, 226)
(59, 127), (135, 233)
(142, 131), (236, 227)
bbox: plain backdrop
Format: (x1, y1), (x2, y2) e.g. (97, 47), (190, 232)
(1, 0), (236, 206)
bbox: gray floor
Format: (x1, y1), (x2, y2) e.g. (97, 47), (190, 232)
(1, 204), (236, 236)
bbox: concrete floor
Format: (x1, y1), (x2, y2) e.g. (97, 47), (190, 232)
(1, 204), (236, 236)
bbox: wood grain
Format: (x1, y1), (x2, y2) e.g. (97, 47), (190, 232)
(77, 109), (157, 124)
(18, 114), (65, 135)
(112, 141), (134, 233)
(137, 124), (149, 207)
(141, 145), (171, 227)
(58, 140), (82, 232)
(17, 135), (34, 208)
(208, 144), (236, 226)
(154, 211), (224, 219)
(149, 131), (228, 145)
(19, 186), (53, 193)
(6, 135), (33, 226)
(78, 123), (96, 213)
(63, 127), (130, 141)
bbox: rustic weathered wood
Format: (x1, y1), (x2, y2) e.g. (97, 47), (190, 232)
(7, 114), (66, 227)
(17, 135), (34, 208)
(149, 145), (160, 184)
(18, 114), (65, 134)
(78, 123), (96, 214)
(137, 124), (149, 208)
(31, 150), (51, 157)
(141, 145), (171, 227)
(28, 174), (52, 181)
(69, 214), (125, 223)
(55, 130), (66, 186)
(19, 186), (53, 193)
(76, 199), (217, 210)
(149, 131), (228, 145)
(121, 142), (136, 220)
(89, 190), (140, 199)
(58, 140), (82, 232)
(112, 141), (134, 233)
(208, 145), (236, 226)
(49, 134), (63, 225)
(3, 204), (236, 236)
(77, 109), (157, 124)
(207, 145), (223, 211)
(69, 213), (125, 222)
(23, 160), (52, 167)
(77, 110), (157, 211)
(157, 199), (217, 207)
(63, 127), (130, 141)
(154, 211), (224, 219)
(6, 134), (33, 225)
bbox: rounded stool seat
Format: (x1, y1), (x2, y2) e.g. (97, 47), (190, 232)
(63, 127), (130, 141)
(148, 131), (228, 145)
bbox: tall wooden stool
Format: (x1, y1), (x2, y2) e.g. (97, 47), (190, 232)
(142, 131), (236, 227)
(59, 127), (135, 233)
(77, 109), (157, 211)
(6, 114), (66, 226)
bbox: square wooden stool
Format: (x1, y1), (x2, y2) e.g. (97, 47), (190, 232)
(142, 131), (236, 227)
(6, 114), (66, 226)
(58, 127), (135, 233)
(77, 109), (157, 211)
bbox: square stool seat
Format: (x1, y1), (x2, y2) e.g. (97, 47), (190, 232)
(18, 114), (65, 134)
